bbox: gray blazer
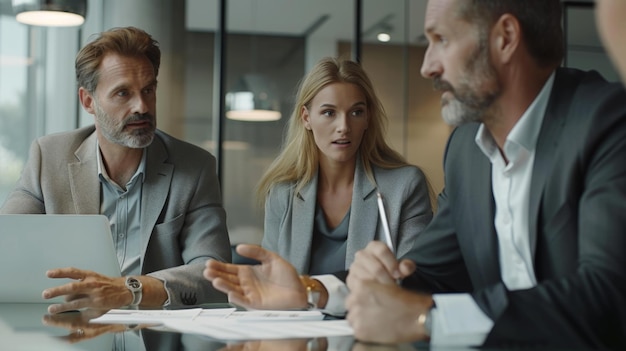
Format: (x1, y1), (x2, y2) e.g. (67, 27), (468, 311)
(403, 68), (626, 348)
(261, 159), (432, 274)
(0, 125), (231, 306)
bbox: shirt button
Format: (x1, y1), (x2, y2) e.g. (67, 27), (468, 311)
(119, 233), (125, 238)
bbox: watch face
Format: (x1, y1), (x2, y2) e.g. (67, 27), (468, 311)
(127, 278), (141, 289)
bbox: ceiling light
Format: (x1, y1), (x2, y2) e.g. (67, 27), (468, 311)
(377, 32), (391, 42)
(12, 0), (87, 27)
(226, 74), (281, 122)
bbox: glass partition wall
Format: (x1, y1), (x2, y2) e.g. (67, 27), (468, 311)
(185, 0), (358, 244)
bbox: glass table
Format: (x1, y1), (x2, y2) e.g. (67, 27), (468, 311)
(0, 303), (424, 351)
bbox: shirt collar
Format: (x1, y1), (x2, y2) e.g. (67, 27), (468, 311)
(96, 139), (147, 185)
(475, 72), (555, 162)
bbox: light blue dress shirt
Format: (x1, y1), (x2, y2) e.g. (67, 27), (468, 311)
(96, 144), (146, 277)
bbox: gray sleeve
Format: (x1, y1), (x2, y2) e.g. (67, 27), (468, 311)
(146, 150), (231, 306)
(394, 166), (434, 259)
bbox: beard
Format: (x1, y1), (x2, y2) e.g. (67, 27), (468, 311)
(434, 40), (502, 126)
(93, 101), (156, 149)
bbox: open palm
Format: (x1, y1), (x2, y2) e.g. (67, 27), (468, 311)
(204, 244), (307, 310)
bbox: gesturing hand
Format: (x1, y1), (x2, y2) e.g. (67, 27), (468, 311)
(204, 244), (308, 310)
(43, 267), (130, 314)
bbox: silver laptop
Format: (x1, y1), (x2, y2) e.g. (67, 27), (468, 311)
(0, 214), (121, 303)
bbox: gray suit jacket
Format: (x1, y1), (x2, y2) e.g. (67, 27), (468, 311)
(0, 125), (231, 306)
(403, 68), (626, 348)
(262, 159), (432, 274)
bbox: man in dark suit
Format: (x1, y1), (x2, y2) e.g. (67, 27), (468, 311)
(346, 0), (626, 348)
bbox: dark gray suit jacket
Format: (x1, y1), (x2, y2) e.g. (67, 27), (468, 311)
(402, 68), (626, 349)
(0, 126), (231, 306)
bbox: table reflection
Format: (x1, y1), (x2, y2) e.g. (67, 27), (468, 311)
(0, 303), (422, 351)
(211, 337), (423, 351)
(41, 308), (144, 343)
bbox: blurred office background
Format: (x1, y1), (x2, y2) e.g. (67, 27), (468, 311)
(0, 0), (615, 245)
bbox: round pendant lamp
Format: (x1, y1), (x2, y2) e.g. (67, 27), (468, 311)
(226, 74), (281, 122)
(12, 0), (87, 27)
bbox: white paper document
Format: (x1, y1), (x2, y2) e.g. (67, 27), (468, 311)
(92, 308), (323, 324)
(90, 307), (343, 340)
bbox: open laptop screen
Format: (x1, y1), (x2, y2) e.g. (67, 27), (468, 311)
(0, 214), (121, 303)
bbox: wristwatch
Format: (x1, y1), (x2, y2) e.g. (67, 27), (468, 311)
(125, 277), (143, 308)
(299, 275), (322, 310)
(418, 307), (433, 337)
(424, 308), (433, 336)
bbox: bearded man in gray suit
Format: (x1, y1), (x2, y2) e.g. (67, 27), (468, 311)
(0, 26), (230, 313)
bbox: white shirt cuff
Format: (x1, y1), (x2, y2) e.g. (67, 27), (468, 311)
(430, 293), (494, 347)
(311, 274), (348, 316)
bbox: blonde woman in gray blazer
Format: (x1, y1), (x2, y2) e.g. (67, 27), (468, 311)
(262, 159), (430, 274)
(205, 57), (432, 315)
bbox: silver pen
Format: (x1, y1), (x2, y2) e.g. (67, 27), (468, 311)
(376, 192), (394, 253)
(377, 192), (401, 285)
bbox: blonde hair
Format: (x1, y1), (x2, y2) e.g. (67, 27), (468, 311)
(256, 57), (407, 203)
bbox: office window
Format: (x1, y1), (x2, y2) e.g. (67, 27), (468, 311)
(0, 8), (81, 202)
(0, 13), (34, 201)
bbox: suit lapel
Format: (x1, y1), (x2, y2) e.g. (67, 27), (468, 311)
(463, 147), (501, 284)
(346, 160), (377, 268)
(528, 69), (577, 259)
(69, 132), (101, 214)
(140, 135), (173, 255)
(291, 172), (318, 273)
